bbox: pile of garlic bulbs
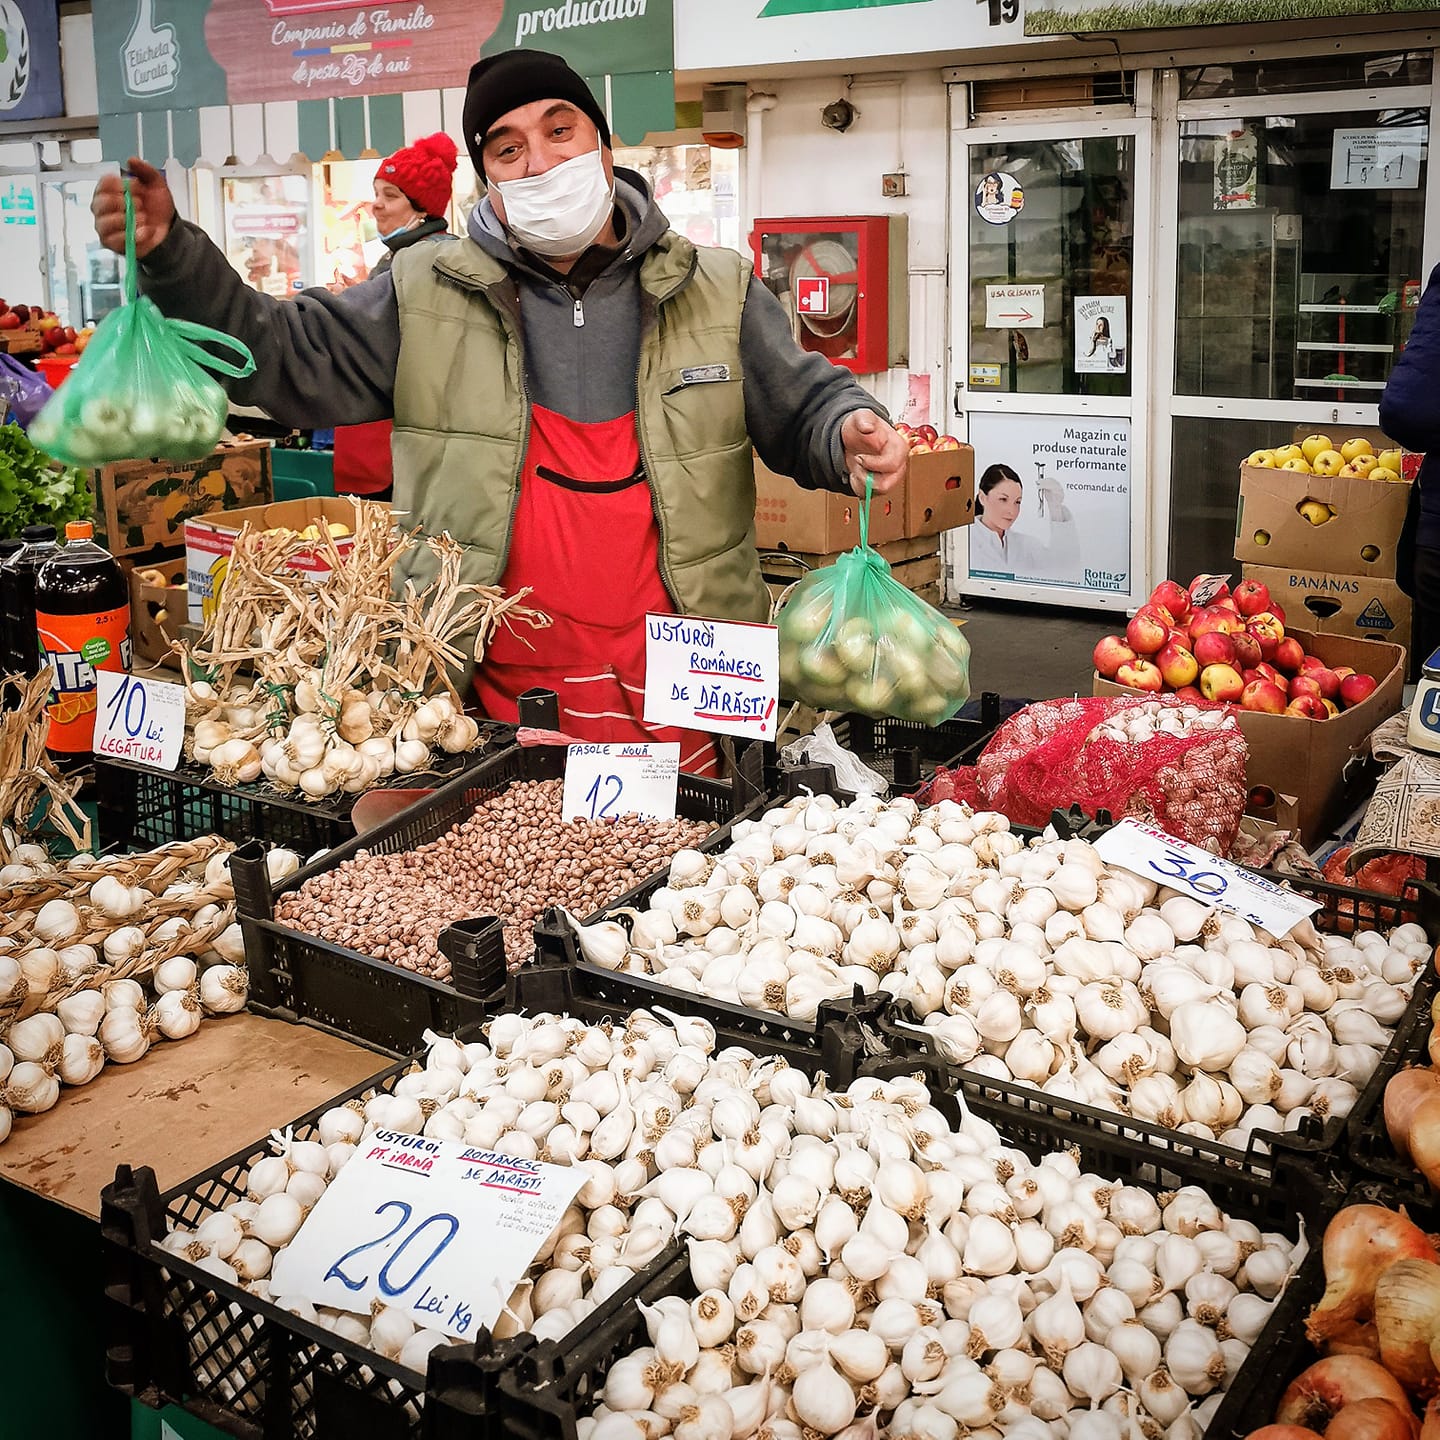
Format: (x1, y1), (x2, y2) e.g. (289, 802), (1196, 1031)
(0, 840), (273, 1143)
(563, 793), (1430, 1152)
(153, 1010), (1298, 1435)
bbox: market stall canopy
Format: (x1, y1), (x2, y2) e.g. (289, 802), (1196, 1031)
(95, 0), (674, 166)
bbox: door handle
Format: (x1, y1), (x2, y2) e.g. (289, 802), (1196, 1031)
(953, 381), (965, 416)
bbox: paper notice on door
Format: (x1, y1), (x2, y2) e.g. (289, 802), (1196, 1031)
(985, 284), (1044, 329)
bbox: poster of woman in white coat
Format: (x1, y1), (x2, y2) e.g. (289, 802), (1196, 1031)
(968, 463), (1076, 578)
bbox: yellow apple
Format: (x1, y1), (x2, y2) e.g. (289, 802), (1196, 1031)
(1339, 456), (1377, 477)
(1298, 500), (1336, 525)
(1372, 466), (1405, 483)
(1246, 450), (1277, 468)
(1273, 444), (1304, 464)
(1311, 450), (1345, 476)
(1301, 434), (1333, 463)
(1378, 448), (1403, 472)
(1280, 457), (1313, 473)
(1340, 437), (1374, 462)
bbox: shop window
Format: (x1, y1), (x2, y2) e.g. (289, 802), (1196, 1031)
(967, 135), (1135, 397)
(1180, 51), (1431, 100)
(221, 174), (311, 297)
(41, 178), (117, 329)
(1174, 113), (1427, 401)
(613, 144), (742, 253)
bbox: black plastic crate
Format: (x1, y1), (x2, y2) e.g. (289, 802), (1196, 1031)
(772, 690), (1013, 794)
(94, 727), (514, 856)
(233, 744), (767, 1056)
(882, 872), (1440, 1194)
(100, 1043), (704, 1440)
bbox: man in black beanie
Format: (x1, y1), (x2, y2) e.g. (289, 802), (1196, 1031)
(92, 49), (908, 773)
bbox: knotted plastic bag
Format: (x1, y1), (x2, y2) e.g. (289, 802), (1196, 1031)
(777, 476), (971, 724)
(29, 180), (254, 467)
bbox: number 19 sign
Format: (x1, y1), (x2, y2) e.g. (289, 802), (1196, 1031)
(1094, 818), (1321, 938)
(269, 1128), (585, 1338)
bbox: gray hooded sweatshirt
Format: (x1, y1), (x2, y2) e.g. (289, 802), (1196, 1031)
(138, 168), (878, 494)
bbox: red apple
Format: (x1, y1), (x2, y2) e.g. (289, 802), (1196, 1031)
(12, 304), (29, 323)
(1241, 679), (1288, 714)
(1230, 631), (1263, 670)
(1289, 675), (1323, 702)
(1149, 580), (1192, 623)
(1286, 695), (1328, 720)
(1269, 602), (1287, 626)
(1093, 635), (1137, 680)
(1126, 611), (1169, 656)
(932, 436), (962, 451)
(1193, 631), (1238, 668)
(1308, 667), (1342, 700)
(1191, 606), (1244, 638)
(53, 343), (78, 356)
(0, 313), (20, 330)
(1255, 662), (1283, 685)
(1245, 613), (1285, 659)
(1340, 673), (1378, 707)
(1232, 579), (1272, 617)
(1116, 658), (1164, 692)
(1242, 668), (1261, 686)
(909, 440), (932, 455)
(894, 423), (913, 438)
(1298, 654), (1328, 675)
(1332, 665), (1356, 681)
(1174, 685), (1205, 704)
(1273, 637), (1306, 674)
(915, 424), (938, 444)
(1214, 597), (1241, 615)
(1167, 627), (1192, 649)
(1199, 663), (1245, 703)
(1157, 642), (1200, 689)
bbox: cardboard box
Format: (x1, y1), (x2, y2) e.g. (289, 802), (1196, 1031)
(122, 554), (188, 667)
(762, 536), (941, 610)
(184, 496), (366, 625)
(0, 320), (42, 356)
(907, 447), (975, 537)
(1095, 626), (1405, 841)
(1233, 462), (1412, 578)
(1241, 563), (1412, 656)
(93, 440), (274, 558)
(754, 458), (906, 553)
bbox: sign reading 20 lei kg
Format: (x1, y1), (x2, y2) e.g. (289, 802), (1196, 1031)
(269, 1128), (585, 1338)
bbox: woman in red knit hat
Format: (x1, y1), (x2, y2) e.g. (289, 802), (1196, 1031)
(334, 132), (459, 496)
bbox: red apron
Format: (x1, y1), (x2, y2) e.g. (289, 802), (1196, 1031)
(332, 419), (394, 495)
(477, 405), (718, 776)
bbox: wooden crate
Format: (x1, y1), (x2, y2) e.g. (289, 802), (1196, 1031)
(0, 322), (41, 356)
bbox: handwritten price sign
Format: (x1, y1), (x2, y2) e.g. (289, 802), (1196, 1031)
(1093, 818), (1321, 938)
(269, 1127), (585, 1339)
(562, 742), (680, 822)
(643, 614), (779, 742)
(94, 672), (186, 771)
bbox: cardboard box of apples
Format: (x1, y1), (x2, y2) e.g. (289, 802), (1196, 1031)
(1093, 573), (1405, 839)
(1234, 433), (1412, 579)
(0, 300), (91, 357)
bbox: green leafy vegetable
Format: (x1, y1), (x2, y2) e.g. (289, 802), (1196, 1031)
(0, 422), (91, 537)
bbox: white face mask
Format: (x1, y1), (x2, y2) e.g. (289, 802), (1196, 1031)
(491, 142), (615, 259)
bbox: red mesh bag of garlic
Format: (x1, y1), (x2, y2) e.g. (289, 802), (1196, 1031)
(974, 696), (1249, 853)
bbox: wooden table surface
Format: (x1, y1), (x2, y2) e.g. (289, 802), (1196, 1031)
(0, 1013), (386, 1218)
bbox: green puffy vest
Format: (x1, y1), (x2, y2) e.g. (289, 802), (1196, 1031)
(388, 230), (770, 683)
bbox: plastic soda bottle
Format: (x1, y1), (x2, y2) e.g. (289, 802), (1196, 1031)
(35, 520), (131, 763)
(1, 523), (59, 681)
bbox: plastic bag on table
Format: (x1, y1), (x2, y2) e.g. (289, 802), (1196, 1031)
(28, 179), (254, 467)
(776, 477), (971, 724)
(0, 354), (51, 429)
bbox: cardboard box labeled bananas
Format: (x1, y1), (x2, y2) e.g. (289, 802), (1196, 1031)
(754, 456), (906, 553)
(1234, 459), (1412, 578)
(123, 554), (188, 667)
(1096, 626), (1405, 841)
(184, 496), (366, 625)
(906, 447), (975, 537)
(1240, 563), (1412, 655)
(93, 440), (274, 558)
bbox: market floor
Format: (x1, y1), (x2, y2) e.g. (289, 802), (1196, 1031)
(946, 594), (1116, 703)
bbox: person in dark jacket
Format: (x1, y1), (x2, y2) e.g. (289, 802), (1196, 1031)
(1379, 264), (1440, 675)
(333, 132), (459, 497)
(91, 50), (907, 772)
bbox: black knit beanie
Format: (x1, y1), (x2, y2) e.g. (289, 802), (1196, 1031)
(463, 49), (611, 180)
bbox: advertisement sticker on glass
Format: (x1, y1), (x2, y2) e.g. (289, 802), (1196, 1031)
(1074, 296), (1127, 375)
(974, 170), (1025, 225)
(967, 413), (1132, 599)
(1330, 128), (1425, 191)
(1213, 127), (1259, 210)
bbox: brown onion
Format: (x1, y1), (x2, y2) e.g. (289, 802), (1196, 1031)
(1326, 1399), (1421, 1440)
(1411, 1096), (1440, 1193)
(1325, 1320), (1383, 1361)
(1245, 1429), (1325, 1440)
(1278, 1356), (1413, 1430)
(1386, 1069), (1440, 1164)
(1423, 1397), (1440, 1440)
(1376, 1259), (1440, 1396)
(1308, 1208), (1440, 1342)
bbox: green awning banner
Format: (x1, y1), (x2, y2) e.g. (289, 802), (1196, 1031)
(96, 0), (675, 165)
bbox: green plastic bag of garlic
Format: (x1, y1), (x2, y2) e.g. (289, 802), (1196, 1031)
(777, 476), (971, 724)
(28, 179), (255, 467)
